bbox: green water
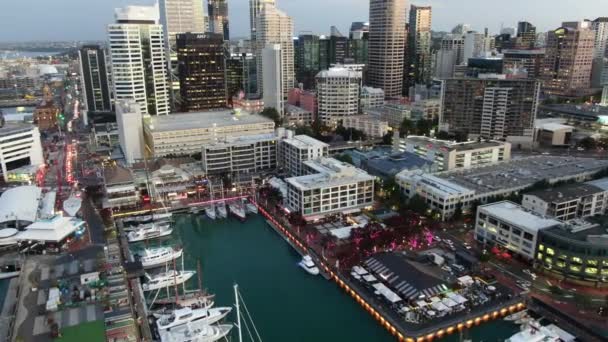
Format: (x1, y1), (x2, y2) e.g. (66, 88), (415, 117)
(142, 214), (520, 342)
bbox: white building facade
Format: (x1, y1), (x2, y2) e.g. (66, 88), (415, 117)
(116, 100), (145, 164)
(316, 67), (362, 126)
(108, 5), (170, 115)
(262, 44), (284, 115)
(0, 123), (44, 182)
(285, 158), (375, 220)
(201, 133), (279, 175)
(360, 86), (385, 109)
(342, 115), (390, 138)
(279, 134), (329, 176)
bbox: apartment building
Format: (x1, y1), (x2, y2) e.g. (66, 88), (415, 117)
(342, 115), (390, 138)
(279, 134), (328, 176)
(201, 133), (279, 175)
(522, 181), (607, 221)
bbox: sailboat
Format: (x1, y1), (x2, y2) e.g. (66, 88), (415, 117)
(142, 270), (195, 292)
(160, 322), (233, 342)
(216, 202), (227, 219)
(137, 247), (183, 269)
(156, 306), (232, 332)
(204, 203), (216, 220)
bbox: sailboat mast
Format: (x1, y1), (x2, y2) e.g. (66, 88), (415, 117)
(173, 257), (179, 305)
(197, 260), (203, 293)
(181, 252), (186, 298)
(234, 284), (243, 342)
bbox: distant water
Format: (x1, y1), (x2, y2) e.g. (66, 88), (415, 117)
(139, 213), (520, 342)
(0, 50), (61, 59)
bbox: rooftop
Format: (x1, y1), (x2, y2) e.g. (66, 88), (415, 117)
(364, 152), (434, 178)
(17, 215), (85, 242)
(0, 121), (36, 139)
(0, 186), (41, 224)
(480, 201), (562, 232)
(103, 165), (134, 186)
(543, 222), (608, 246)
(145, 109), (274, 133)
(282, 134), (329, 149)
(286, 157), (373, 190)
(536, 122), (573, 132)
(404, 136), (508, 152)
(437, 156), (608, 195)
(526, 183), (605, 203)
(285, 104), (311, 114)
(316, 66), (362, 79)
(586, 177), (608, 191)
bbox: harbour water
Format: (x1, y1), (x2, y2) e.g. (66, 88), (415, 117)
(0, 50), (62, 59)
(138, 213), (520, 341)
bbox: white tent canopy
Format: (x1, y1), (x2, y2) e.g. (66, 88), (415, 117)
(373, 283), (403, 303)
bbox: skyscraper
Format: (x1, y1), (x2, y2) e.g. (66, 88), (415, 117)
(249, 0), (275, 40)
(590, 18), (608, 88)
(208, 0), (229, 40)
(262, 44), (284, 115)
(405, 5), (432, 91)
(176, 33), (226, 112)
(516, 21), (537, 49)
(316, 67), (362, 126)
(440, 76), (540, 143)
(329, 27), (349, 65)
(78, 45), (112, 114)
(159, 0), (207, 51)
(108, 5), (170, 115)
(541, 22), (595, 97)
(255, 3), (294, 103)
(295, 34), (321, 89)
(349, 22), (369, 65)
(368, 0), (407, 98)
(226, 53), (257, 99)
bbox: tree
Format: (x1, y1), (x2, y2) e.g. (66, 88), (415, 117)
(578, 137), (597, 150)
(260, 107), (282, 126)
(408, 194), (429, 215)
(335, 125), (367, 141)
(453, 203), (463, 221)
(400, 118), (414, 136)
(381, 132), (393, 145)
(435, 131), (451, 140)
(415, 119), (432, 136)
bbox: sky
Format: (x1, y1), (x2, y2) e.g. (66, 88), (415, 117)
(1, 0), (608, 42)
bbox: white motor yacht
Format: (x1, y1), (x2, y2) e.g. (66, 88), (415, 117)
(504, 310), (527, 321)
(142, 270), (195, 292)
(205, 204), (216, 220)
(123, 212), (172, 224)
(506, 320), (575, 342)
(160, 322), (232, 342)
(127, 223), (173, 243)
(228, 202), (246, 221)
(138, 247), (183, 269)
(156, 306), (232, 331)
(216, 202), (227, 219)
(245, 202), (258, 214)
(124, 219), (170, 231)
(299, 255), (320, 275)
(0, 229), (19, 247)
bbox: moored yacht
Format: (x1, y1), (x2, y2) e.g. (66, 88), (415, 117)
(298, 255), (320, 275)
(0, 229), (19, 247)
(156, 306), (232, 332)
(127, 222), (173, 243)
(204, 204), (216, 220)
(245, 200), (258, 214)
(506, 320), (575, 342)
(142, 270), (195, 292)
(160, 322), (232, 342)
(138, 247), (183, 269)
(228, 201), (246, 221)
(216, 202), (227, 219)
(123, 212), (172, 224)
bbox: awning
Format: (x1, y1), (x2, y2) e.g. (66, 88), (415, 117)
(372, 283), (403, 303)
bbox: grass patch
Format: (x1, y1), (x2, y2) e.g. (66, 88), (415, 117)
(54, 320), (105, 342)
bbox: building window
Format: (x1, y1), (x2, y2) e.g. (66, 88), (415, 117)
(570, 265), (581, 272)
(585, 267), (598, 275)
(546, 248), (554, 256)
(538, 244), (544, 251)
(537, 253), (543, 260)
(556, 261), (566, 268)
(571, 256), (582, 264)
(587, 260), (598, 266)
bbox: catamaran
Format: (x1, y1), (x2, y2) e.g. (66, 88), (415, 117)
(229, 201), (246, 221)
(299, 255), (320, 275)
(138, 247), (183, 269)
(216, 202), (227, 218)
(160, 322), (233, 342)
(127, 222), (173, 243)
(123, 212), (172, 224)
(204, 204), (216, 220)
(156, 306), (232, 332)
(143, 270), (196, 292)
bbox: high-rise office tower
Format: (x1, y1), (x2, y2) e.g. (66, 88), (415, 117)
(176, 33), (226, 112)
(516, 21), (537, 49)
(405, 5), (432, 91)
(541, 22), (595, 97)
(78, 45), (112, 114)
(159, 0), (207, 51)
(434, 35), (465, 79)
(262, 44), (284, 115)
(255, 3), (294, 103)
(463, 32), (487, 61)
(591, 18), (608, 88)
(368, 0), (407, 98)
(208, 0), (229, 40)
(316, 66), (362, 126)
(319, 36), (331, 71)
(226, 53), (257, 99)
(108, 5), (170, 115)
(440, 76), (540, 143)
(295, 34), (321, 89)
(329, 27), (349, 65)
(349, 22), (369, 65)
(250, 0), (275, 40)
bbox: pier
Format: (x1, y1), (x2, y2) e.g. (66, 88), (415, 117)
(253, 199), (526, 342)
